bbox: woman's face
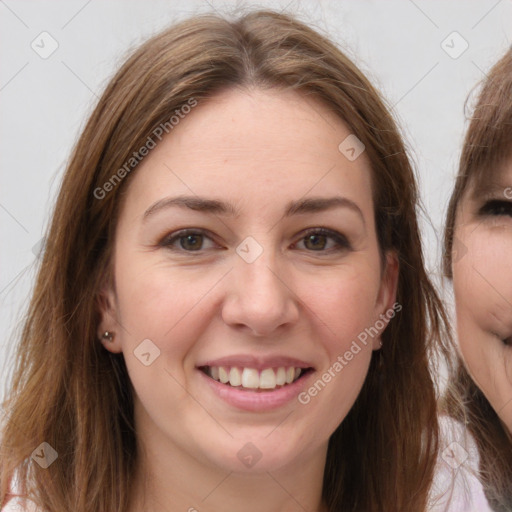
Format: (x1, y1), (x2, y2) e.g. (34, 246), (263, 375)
(452, 161), (512, 432)
(99, 88), (398, 474)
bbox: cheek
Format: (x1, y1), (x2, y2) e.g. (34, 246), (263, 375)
(114, 260), (229, 341)
(296, 265), (380, 354)
(113, 261), (232, 419)
(453, 228), (512, 338)
(290, 265), (381, 431)
(452, 227), (512, 409)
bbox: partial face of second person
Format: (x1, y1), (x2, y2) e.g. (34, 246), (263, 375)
(452, 161), (512, 432)
(98, 87), (398, 477)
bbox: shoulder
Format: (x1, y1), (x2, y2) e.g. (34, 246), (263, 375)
(2, 471), (44, 512)
(1, 496), (42, 512)
(428, 415), (493, 512)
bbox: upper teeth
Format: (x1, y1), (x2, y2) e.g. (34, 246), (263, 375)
(206, 366), (303, 390)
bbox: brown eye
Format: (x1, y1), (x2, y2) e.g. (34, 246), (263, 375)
(304, 233), (328, 251)
(296, 228), (351, 253)
(160, 229), (217, 252)
(180, 234), (203, 251)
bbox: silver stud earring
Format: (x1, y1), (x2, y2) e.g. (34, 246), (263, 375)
(102, 331), (114, 342)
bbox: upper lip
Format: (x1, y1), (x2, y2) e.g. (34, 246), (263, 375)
(197, 354), (314, 371)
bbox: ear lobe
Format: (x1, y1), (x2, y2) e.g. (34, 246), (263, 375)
(96, 287), (122, 353)
(372, 251), (399, 350)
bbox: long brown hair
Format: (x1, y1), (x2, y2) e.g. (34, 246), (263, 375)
(443, 47), (512, 511)
(1, 9), (448, 512)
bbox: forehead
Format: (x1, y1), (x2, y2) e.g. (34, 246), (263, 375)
(122, 87), (374, 217)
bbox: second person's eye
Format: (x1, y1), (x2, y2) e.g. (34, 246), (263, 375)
(479, 200), (512, 217)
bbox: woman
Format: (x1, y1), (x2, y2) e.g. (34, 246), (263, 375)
(443, 47), (512, 511)
(1, 9), (448, 512)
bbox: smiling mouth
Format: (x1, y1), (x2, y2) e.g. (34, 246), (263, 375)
(199, 365), (314, 392)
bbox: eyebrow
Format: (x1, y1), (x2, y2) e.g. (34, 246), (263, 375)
(143, 195), (365, 225)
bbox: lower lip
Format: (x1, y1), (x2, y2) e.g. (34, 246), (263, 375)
(198, 369), (312, 412)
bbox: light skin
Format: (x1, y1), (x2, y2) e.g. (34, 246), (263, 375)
(452, 162), (512, 433)
(98, 87), (398, 512)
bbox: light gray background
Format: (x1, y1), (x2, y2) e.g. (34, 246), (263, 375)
(1, 0), (512, 400)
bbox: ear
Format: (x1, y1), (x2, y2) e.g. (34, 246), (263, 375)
(372, 250), (399, 350)
(96, 284), (123, 354)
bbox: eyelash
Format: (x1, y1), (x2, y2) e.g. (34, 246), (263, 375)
(159, 227), (351, 254)
(479, 200), (512, 217)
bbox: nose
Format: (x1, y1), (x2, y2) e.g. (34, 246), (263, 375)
(221, 248), (300, 337)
